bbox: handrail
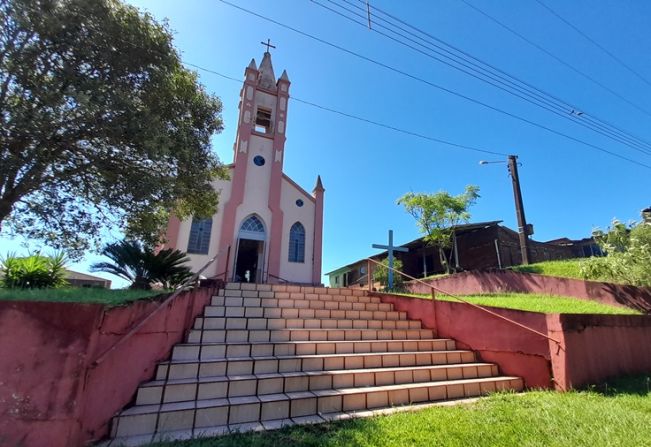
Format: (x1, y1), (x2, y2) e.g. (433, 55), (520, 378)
(92, 248), (228, 366)
(348, 273), (369, 287)
(264, 271), (297, 284)
(365, 257), (562, 348)
(263, 272), (291, 283)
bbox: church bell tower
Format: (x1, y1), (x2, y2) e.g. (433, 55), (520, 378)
(215, 47), (292, 281)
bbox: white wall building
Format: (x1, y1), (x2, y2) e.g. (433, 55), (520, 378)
(163, 51), (324, 285)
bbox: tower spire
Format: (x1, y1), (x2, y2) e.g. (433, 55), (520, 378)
(258, 51), (276, 89)
(313, 175), (325, 193)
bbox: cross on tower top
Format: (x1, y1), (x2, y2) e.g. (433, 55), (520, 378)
(261, 38), (276, 53)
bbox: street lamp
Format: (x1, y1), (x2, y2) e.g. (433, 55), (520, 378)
(479, 155), (531, 265)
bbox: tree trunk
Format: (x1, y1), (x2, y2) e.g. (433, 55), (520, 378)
(0, 198), (14, 231)
(438, 247), (450, 274)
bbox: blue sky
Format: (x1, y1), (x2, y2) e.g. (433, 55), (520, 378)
(2, 0), (651, 287)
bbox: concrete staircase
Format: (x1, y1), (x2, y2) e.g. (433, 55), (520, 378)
(106, 283), (523, 445)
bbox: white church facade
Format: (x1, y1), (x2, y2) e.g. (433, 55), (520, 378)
(163, 51), (324, 285)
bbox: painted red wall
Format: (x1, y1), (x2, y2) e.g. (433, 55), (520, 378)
(405, 270), (651, 313)
(375, 293), (651, 391)
(376, 293), (554, 389)
(548, 314), (651, 390)
(0, 287), (213, 447)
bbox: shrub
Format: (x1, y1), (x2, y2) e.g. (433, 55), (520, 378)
(1, 252), (68, 289)
(581, 220), (651, 287)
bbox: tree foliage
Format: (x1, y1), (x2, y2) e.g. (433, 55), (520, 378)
(1, 251), (68, 288)
(90, 240), (192, 289)
(372, 257), (404, 291)
(0, 0), (227, 258)
(581, 219), (651, 287)
(397, 185), (479, 274)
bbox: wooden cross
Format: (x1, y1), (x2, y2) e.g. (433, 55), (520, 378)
(261, 38), (276, 53)
(372, 230), (408, 290)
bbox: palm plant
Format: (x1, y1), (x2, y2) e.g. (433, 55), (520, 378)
(91, 241), (192, 290)
(146, 248), (194, 289)
(1, 252), (69, 289)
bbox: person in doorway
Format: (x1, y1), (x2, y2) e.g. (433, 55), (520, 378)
(244, 270), (251, 283)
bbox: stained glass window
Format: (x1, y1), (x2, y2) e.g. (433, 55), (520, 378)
(289, 222), (305, 263)
(187, 217), (212, 254)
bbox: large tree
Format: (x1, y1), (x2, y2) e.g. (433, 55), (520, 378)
(397, 185), (480, 274)
(0, 0), (227, 257)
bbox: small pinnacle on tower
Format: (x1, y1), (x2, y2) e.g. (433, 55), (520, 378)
(313, 175), (325, 193)
(279, 69), (290, 82)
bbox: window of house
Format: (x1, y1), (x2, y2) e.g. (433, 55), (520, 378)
(288, 222), (305, 263)
(255, 108), (272, 133)
(187, 217), (212, 254)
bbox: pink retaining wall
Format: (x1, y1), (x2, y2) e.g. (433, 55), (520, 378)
(375, 293), (651, 391)
(406, 270), (651, 313)
(0, 287), (214, 447)
(378, 294), (554, 389)
(547, 314), (651, 390)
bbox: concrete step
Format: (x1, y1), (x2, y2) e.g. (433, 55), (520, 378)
(211, 295), (392, 311)
(187, 328), (436, 343)
(192, 317), (419, 331)
(112, 376), (523, 438)
(156, 349), (477, 380)
(216, 290), (378, 304)
(222, 283), (368, 296)
(171, 339), (457, 361)
(136, 363), (499, 405)
(204, 303), (397, 319)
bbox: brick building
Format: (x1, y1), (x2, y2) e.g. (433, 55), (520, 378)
(327, 221), (598, 287)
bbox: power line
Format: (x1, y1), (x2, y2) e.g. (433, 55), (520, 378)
(183, 62), (509, 156)
(458, 0), (651, 119)
(215, 0), (651, 169)
(13, 1), (509, 158)
(314, 0), (651, 156)
(343, 0), (651, 155)
(533, 0), (651, 90)
(19, 0), (650, 169)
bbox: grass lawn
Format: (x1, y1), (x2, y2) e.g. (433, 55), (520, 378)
(442, 293), (640, 315)
(0, 287), (165, 306)
(148, 375), (651, 447)
(509, 259), (589, 280)
(393, 292), (641, 315)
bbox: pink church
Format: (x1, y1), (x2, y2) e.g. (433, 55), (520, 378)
(164, 51), (324, 285)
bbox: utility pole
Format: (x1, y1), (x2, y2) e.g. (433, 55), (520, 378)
(507, 155), (531, 265)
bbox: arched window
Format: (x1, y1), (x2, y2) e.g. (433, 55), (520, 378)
(288, 222), (305, 263)
(187, 217), (212, 254)
(239, 215), (265, 240)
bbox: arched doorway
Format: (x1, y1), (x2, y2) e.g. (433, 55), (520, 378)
(233, 215), (266, 283)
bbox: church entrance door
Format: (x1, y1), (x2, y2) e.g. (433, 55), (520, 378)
(234, 238), (264, 283)
(233, 215), (266, 283)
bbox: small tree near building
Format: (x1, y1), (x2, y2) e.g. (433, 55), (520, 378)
(397, 185), (480, 274)
(373, 257), (404, 291)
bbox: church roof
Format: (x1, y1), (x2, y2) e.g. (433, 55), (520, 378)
(258, 51), (276, 89)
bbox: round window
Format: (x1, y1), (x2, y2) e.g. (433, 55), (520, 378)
(253, 155), (265, 166)
(296, 199), (304, 207)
